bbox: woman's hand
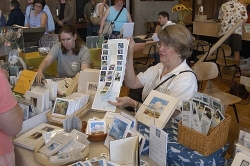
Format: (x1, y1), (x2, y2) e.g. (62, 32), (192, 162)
(98, 29), (103, 35)
(108, 96), (135, 108)
(36, 69), (45, 85)
(127, 37), (135, 57)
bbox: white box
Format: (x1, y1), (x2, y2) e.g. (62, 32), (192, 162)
(17, 109), (51, 137)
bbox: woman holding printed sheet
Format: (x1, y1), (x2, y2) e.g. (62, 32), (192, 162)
(36, 25), (91, 84)
(98, 0), (132, 38)
(109, 24), (198, 111)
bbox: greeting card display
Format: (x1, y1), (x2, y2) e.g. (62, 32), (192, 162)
(13, 123), (61, 150)
(136, 90), (179, 129)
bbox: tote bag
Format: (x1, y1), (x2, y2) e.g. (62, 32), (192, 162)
(103, 21), (114, 35)
(91, 16), (101, 25)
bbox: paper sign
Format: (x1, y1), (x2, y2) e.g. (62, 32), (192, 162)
(13, 70), (37, 94)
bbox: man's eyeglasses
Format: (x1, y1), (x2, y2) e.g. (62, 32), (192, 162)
(157, 41), (170, 50)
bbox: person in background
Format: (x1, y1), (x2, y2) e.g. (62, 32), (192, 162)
(218, 0), (248, 62)
(0, 67), (23, 166)
(247, 3), (250, 23)
(109, 24), (197, 112)
(92, 0), (109, 32)
(98, 0), (132, 38)
(152, 11), (175, 41)
(25, 0), (54, 33)
(0, 10), (6, 26)
(36, 25), (91, 84)
(51, 0), (74, 34)
(6, 0), (25, 26)
(84, 0), (98, 36)
(25, 0), (48, 33)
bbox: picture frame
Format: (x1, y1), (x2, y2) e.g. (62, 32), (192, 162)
(88, 120), (106, 135)
(52, 98), (72, 117)
(109, 114), (132, 140)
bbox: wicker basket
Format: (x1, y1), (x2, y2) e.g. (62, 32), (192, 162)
(47, 102), (91, 126)
(34, 140), (89, 166)
(177, 114), (231, 156)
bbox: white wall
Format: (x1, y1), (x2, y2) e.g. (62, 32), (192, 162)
(132, 0), (178, 36)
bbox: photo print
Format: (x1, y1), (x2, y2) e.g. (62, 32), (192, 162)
(156, 129), (161, 138)
(109, 116), (130, 140)
(212, 99), (223, 113)
(102, 55), (108, 61)
(52, 99), (69, 116)
(144, 97), (169, 119)
(109, 64), (115, 70)
(89, 120), (106, 135)
(117, 54), (123, 60)
(87, 82), (98, 91)
(117, 66), (122, 71)
(86, 82), (98, 94)
(28, 132), (42, 140)
(104, 82), (112, 88)
(47, 141), (61, 151)
(102, 61), (108, 66)
(117, 61), (122, 66)
(31, 97), (37, 107)
(41, 126), (55, 132)
(115, 72), (121, 81)
(106, 74), (113, 82)
(103, 49), (108, 55)
(101, 65), (107, 70)
(100, 90), (107, 94)
(118, 49), (123, 54)
(118, 42), (124, 49)
(102, 43), (108, 49)
(100, 71), (106, 82)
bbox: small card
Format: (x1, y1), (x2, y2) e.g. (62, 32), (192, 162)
(149, 124), (168, 166)
(182, 100), (192, 129)
(210, 110), (225, 128)
(200, 106), (215, 135)
(191, 102), (202, 133)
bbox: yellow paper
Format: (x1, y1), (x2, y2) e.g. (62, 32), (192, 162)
(13, 70), (37, 94)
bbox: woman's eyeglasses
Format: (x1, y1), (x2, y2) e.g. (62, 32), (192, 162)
(157, 41), (170, 50)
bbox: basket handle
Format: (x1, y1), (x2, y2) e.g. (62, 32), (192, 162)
(198, 6), (204, 15)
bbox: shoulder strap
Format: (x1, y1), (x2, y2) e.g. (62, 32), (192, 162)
(153, 70), (197, 90)
(113, 7), (123, 23)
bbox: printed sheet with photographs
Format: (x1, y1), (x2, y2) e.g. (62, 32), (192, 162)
(92, 39), (129, 112)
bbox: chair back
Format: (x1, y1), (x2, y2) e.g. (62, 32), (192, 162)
(194, 40), (211, 52)
(193, 62), (218, 81)
(142, 42), (158, 55)
(216, 44), (232, 58)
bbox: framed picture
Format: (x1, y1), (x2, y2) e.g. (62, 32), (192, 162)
(88, 120), (106, 135)
(52, 98), (72, 117)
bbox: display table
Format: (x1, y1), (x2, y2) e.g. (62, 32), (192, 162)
(193, 21), (250, 41)
(14, 110), (158, 166)
(19, 51), (58, 76)
(138, 118), (228, 165)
